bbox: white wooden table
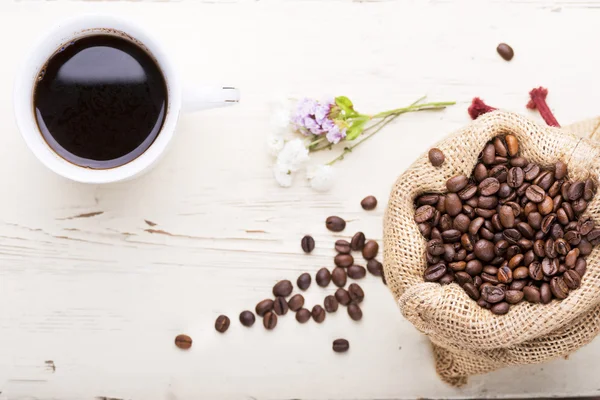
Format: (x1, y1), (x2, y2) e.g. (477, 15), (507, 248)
(2, 1), (600, 399)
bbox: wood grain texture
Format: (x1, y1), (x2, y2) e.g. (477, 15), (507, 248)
(2, 1), (600, 399)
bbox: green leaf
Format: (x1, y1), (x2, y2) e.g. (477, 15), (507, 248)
(335, 96), (357, 117)
(345, 119), (368, 141)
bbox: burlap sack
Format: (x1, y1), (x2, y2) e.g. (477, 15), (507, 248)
(383, 111), (600, 386)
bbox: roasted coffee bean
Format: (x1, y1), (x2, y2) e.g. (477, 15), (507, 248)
(455, 249), (467, 261)
(554, 238), (570, 255)
(239, 311), (256, 327)
(256, 299), (274, 316)
(474, 208), (495, 219)
(482, 143), (496, 164)
(483, 265), (499, 275)
(504, 134), (518, 156)
(558, 264), (567, 274)
(541, 213), (557, 234)
(311, 305), (326, 323)
(463, 282), (480, 300)
(262, 311), (278, 330)
(346, 265), (366, 279)
(347, 304), (363, 321)
(427, 238), (445, 256)
(335, 239), (351, 254)
(447, 175), (469, 193)
(533, 239), (546, 257)
(296, 308), (311, 323)
(335, 254), (354, 268)
(542, 257), (559, 276)
(335, 288), (351, 305)
(459, 184), (478, 200)
(550, 223), (564, 240)
(474, 239), (495, 262)
(498, 205), (515, 228)
(580, 220), (594, 236)
(579, 238), (593, 256)
(351, 232), (366, 251)
(453, 214), (471, 233)
(288, 294), (305, 312)
(479, 177), (500, 196)
(441, 229), (462, 244)
(215, 315), (230, 333)
(493, 136), (508, 156)
(480, 227), (494, 240)
(508, 254), (524, 269)
(324, 295), (339, 313)
(563, 270), (581, 290)
(326, 216), (346, 232)
(465, 259), (483, 276)
(523, 286), (541, 303)
(428, 148), (445, 166)
(497, 266), (513, 283)
(545, 238), (558, 258)
(538, 196), (554, 216)
(555, 161), (567, 180)
(297, 273), (312, 291)
(490, 164), (509, 182)
(481, 285), (505, 303)
(503, 229), (521, 244)
(436, 196), (447, 213)
(557, 208), (569, 225)
(506, 245), (522, 260)
(348, 283), (364, 303)
(504, 289), (524, 304)
(464, 205), (476, 219)
(490, 302), (510, 315)
(473, 276), (483, 287)
(361, 195), (378, 210)
(301, 235), (315, 253)
(474, 163), (488, 182)
(525, 185), (545, 203)
(552, 194), (563, 212)
(510, 156), (527, 168)
(273, 296), (289, 316)
(516, 222), (535, 240)
(529, 261), (544, 280)
(549, 180), (563, 198)
(588, 229), (600, 245)
(518, 238), (533, 250)
(273, 280), (293, 297)
(535, 170), (555, 191)
(477, 298), (492, 309)
(572, 198), (588, 214)
(539, 283), (552, 304)
(455, 271), (473, 285)
(510, 280), (528, 291)
(497, 183), (513, 198)
(507, 167), (524, 188)
(332, 267), (347, 287)
(523, 201), (538, 216)
(316, 268), (332, 287)
(495, 240), (509, 256)
(528, 212), (542, 230)
(513, 266), (529, 280)
(565, 248), (580, 269)
(564, 230), (581, 246)
(332, 338), (350, 353)
(418, 223), (432, 238)
(418, 194), (440, 206)
(445, 193), (463, 217)
(584, 178), (595, 201)
(175, 334), (193, 350)
(523, 163), (540, 181)
(362, 240), (379, 260)
(575, 257), (587, 277)
(568, 181), (584, 201)
(367, 259), (383, 276)
(550, 277), (569, 299)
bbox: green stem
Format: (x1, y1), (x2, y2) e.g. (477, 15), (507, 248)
(370, 101), (456, 119)
(308, 136), (327, 149)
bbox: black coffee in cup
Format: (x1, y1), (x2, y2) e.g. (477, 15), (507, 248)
(33, 34), (168, 169)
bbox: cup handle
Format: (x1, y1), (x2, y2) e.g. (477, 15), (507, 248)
(182, 84), (240, 112)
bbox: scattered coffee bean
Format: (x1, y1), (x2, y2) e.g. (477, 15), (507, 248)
(347, 265), (367, 279)
(348, 283), (364, 303)
(332, 338), (350, 353)
(332, 267), (347, 287)
(326, 216), (346, 232)
(335, 254), (354, 268)
(361, 196), (378, 210)
(335, 239), (351, 254)
(351, 232), (366, 251)
(335, 288), (351, 305)
(288, 294), (305, 312)
(362, 240), (379, 260)
(273, 296), (289, 316)
(215, 315), (230, 333)
(297, 273), (311, 291)
(239, 311), (256, 327)
(496, 43), (514, 61)
(296, 308), (311, 323)
(324, 295), (339, 313)
(256, 299), (274, 316)
(273, 280), (293, 297)
(175, 334), (192, 350)
(316, 268), (332, 287)
(367, 259), (383, 276)
(347, 304), (363, 321)
(428, 148), (445, 166)
(301, 235), (315, 253)
(263, 311), (277, 330)
(312, 305), (326, 323)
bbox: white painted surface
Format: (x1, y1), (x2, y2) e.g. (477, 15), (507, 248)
(2, 1), (600, 399)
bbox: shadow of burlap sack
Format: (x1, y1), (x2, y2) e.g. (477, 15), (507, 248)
(383, 111), (600, 387)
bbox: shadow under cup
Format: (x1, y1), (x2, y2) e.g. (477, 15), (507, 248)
(32, 33), (168, 170)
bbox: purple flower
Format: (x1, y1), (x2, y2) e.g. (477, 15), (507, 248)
(326, 125), (347, 144)
(292, 98), (335, 136)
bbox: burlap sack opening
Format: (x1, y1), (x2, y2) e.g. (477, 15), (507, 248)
(383, 111), (600, 386)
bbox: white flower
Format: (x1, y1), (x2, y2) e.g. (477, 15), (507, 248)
(307, 164), (335, 192)
(273, 164), (293, 187)
(266, 135), (285, 157)
(276, 139), (309, 172)
(269, 97), (293, 136)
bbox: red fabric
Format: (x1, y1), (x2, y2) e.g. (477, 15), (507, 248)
(526, 87), (560, 127)
(468, 97), (497, 120)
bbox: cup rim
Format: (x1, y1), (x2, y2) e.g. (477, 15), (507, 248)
(13, 14), (182, 184)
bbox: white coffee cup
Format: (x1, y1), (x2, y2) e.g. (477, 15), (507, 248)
(13, 15), (239, 184)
